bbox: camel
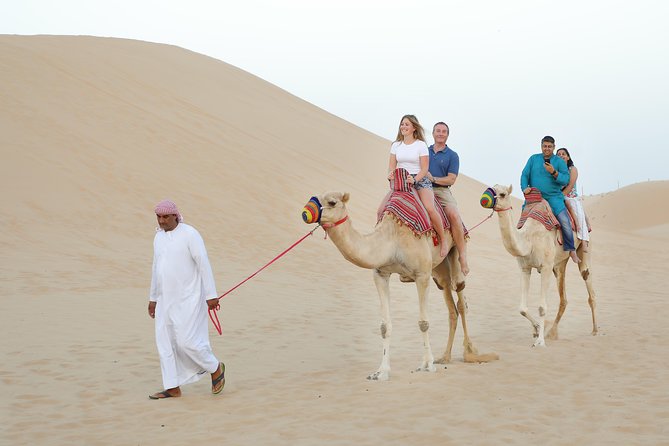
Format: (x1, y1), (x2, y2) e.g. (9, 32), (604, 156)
(491, 184), (597, 347)
(304, 191), (498, 381)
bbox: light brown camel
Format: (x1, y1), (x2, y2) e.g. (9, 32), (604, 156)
(491, 184), (597, 347)
(305, 191), (498, 381)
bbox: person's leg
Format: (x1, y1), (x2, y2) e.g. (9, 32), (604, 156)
(556, 208), (579, 263)
(564, 198), (581, 234)
(434, 188), (469, 275)
(443, 205), (469, 275)
(151, 319), (182, 399)
(417, 187), (448, 257)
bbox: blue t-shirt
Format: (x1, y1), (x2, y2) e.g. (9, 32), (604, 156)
(428, 145), (459, 179)
(520, 153), (569, 214)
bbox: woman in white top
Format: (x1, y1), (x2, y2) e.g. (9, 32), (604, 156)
(557, 147), (591, 251)
(387, 115), (449, 257)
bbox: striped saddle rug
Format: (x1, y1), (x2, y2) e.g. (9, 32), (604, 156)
(517, 187), (560, 230)
(378, 168), (450, 237)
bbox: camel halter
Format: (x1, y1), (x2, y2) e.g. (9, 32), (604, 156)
(469, 188), (512, 232)
(321, 215), (348, 238)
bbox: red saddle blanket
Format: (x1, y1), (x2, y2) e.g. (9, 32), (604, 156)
(377, 169), (450, 236)
(517, 187), (565, 231)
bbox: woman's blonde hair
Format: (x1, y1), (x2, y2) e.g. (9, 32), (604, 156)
(395, 114), (425, 142)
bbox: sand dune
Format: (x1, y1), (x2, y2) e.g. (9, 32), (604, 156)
(1, 35), (668, 445)
(584, 181), (669, 237)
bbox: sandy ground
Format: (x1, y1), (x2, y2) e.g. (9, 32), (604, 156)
(1, 36), (668, 445)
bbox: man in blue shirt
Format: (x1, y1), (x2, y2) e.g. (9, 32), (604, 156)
(427, 122), (469, 275)
(520, 135), (580, 263)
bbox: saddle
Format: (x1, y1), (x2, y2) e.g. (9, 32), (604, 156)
(377, 168), (450, 237)
(517, 187), (573, 232)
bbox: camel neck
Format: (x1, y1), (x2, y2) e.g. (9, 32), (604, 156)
(326, 217), (395, 269)
(496, 207), (530, 257)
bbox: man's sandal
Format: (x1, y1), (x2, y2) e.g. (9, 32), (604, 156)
(212, 362), (225, 394)
(149, 390), (177, 400)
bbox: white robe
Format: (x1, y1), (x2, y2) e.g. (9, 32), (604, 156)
(149, 223), (219, 389)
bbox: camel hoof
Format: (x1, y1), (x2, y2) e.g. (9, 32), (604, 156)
(415, 363), (437, 373)
(367, 370), (389, 381)
(433, 355), (451, 365)
(591, 329), (598, 336)
(532, 339), (546, 348)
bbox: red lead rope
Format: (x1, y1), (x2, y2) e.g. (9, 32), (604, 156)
(208, 225), (321, 335)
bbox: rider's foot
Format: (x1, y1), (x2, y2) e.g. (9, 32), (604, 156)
(459, 255), (470, 276)
(569, 251), (581, 264)
(439, 243), (448, 258)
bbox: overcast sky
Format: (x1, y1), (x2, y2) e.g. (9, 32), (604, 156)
(4, 0), (668, 195)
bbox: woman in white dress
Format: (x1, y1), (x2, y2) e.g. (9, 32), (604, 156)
(557, 148), (591, 251)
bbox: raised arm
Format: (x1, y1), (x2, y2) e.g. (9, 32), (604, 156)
(554, 158), (570, 187)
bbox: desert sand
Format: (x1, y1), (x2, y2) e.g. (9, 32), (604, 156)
(1, 35), (668, 445)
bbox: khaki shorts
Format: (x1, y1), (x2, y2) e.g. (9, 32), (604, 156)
(433, 187), (458, 208)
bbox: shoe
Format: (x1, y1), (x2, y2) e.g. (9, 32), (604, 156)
(212, 362), (225, 394)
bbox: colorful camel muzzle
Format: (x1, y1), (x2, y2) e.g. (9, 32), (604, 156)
(480, 187), (496, 209)
(302, 196), (322, 224)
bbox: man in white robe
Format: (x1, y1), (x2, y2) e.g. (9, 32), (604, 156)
(147, 200), (225, 399)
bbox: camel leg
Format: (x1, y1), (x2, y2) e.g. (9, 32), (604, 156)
(432, 261), (457, 364)
(547, 259), (568, 340)
(456, 292), (476, 360)
(534, 266), (550, 347)
(578, 253), (598, 335)
(436, 285), (457, 364)
(369, 269), (392, 381)
(415, 272), (436, 372)
(518, 268), (540, 344)
(456, 289), (500, 363)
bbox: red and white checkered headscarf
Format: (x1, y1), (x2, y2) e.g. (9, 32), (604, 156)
(154, 199), (183, 222)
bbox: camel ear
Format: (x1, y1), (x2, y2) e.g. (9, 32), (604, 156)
(508, 184), (513, 194)
(341, 192), (350, 203)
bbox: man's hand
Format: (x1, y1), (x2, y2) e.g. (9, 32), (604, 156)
(207, 298), (220, 311)
(407, 175), (415, 184)
(523, 187), (532, 195)
(543, 162), (555, 175)
(427, 172), (435, 182)
(148, 301), (156, 319)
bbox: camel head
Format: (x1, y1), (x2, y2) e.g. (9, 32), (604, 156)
(491, 184), (513, 210)
(302, 191), (349, 225)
